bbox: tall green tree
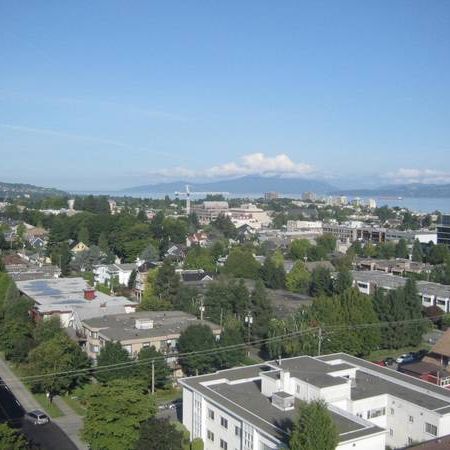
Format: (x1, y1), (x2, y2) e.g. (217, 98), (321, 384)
(251, 279), (273, 338)
(223, 247), (260, 279)
(177, 324), (218, 375)
(334, 270), (353, 295)
(135, 346), (171, 390)
(218, 318), (245, 369)
(395, 239), (409, 259)
(81, 379), (155, 450)
(286, 262), (311, 294)
(155, 259), (181, 305)
(289, 239), (312, 260)
(96, 341), (132, 383)
(78, 226), (90, 244)
(135, 418), (185, 450)
(27, 334), (91, 400)
(260, 255), (286, 289)
(309, 267), (333, 297)
(289, 400), (338, 450)
(412, 239), (424, 262)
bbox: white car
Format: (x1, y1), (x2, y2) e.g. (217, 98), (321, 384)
(24, 410), (50, 425)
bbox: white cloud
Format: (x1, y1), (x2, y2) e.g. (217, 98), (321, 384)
(148, 153), (314, 180)
(387, 168), (450, 184)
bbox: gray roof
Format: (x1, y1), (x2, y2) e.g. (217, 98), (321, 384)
(83, 311), (221, 342)
(16, 277), (137, 320)
(179, 357), (384, 444)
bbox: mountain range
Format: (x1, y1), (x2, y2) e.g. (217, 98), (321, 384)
(0, 181), (66, 199)
(122, 175), (335, 195)
(335, 183), (450, 198)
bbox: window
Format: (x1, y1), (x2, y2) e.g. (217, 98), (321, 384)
(207, 430), (214, 442)
(409, 415), (414, 423)
(367, 407), (386, 419)
(390, 408), (394, 415)
(90, 331), (98, 338)
(221, 417), (228, 428)
(208, 409), (215, 420)
(296, 385), (300, 394)
(408, 438), (413, 445)
(235, 426), (241, 437)
(220, 439), (228, 450)
(425, 423), (438, 436)
(389, 429), (394, 437)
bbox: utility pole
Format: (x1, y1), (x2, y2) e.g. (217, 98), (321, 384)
(199, 295), (205, 321)
(244, 312), (253, 356)
(151, 360), (155, 394)
(317, 327), (323, 356)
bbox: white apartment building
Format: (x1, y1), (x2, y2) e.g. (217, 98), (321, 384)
(180, 354), (450, 450)
(229, 204), (272, 229)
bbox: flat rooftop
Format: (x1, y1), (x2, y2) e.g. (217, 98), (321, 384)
(16, 277), (137, 321)
(181, 354), (450, 445)
(83, 310), (221, 342)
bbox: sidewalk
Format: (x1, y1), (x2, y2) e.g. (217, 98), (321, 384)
(53, 396), (89, 450)
(0, 356), (87, 450)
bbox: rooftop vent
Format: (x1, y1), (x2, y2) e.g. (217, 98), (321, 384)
(271, 391), (295, 411)
(135, 319), (154, 330)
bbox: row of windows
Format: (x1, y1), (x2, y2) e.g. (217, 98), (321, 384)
(206, 431), (228, 449)
(207, 408), (239, 433)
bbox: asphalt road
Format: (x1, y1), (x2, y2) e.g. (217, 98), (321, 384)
(0, 378), (77, 450)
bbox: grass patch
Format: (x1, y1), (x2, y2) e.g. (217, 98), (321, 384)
(366, 343), (432, 362)
(154, 387), (182, 404)
(34, 393), (64, 418)
(62, 394), (87, 416)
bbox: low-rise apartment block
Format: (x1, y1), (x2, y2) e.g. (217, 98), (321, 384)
(351, 271), (450, 312)
(82, 311), (221, 369)
(180, 353), (450, 450)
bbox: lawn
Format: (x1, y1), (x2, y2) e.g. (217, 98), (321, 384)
(155, 387), (182, 404)
(34, 393), (64, 418)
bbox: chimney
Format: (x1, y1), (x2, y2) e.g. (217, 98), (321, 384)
(84, 288), (96, 301)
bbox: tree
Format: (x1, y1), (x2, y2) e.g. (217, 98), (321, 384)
(27, 334), (91, 400)
(251, 279), (273, 338)
(429, 244), (449, 265)
(81, 379), (156, 450)
(140, 243), (159, 262)
(218, 318), (245, 369)
(184, 246), (215, 272)
(0, 423), (27, 450)
(260, 255), (285, 289)
(98, 231), (110, 252)
(286, 262), (311, 294)
(51, 242), (72, 276)
(135, 417), (185, 450)
(289, 239), (312, 260)
(309, 267), (333, 297)
(33, 316), (62, 344)
(333, 270), (353, 295)
(135, 346), (171, 390)
(155, 259), (181, 305)
(289, 400), (338, 450)
(78, 226), (90, 245)
(96, 341), (132, 383)
(395, 239), (409, 259)
(223, 248), (260, 279)
(316, 234), (337, 254)
(177, 324), (218, 375)
(412, 239), (424, 262)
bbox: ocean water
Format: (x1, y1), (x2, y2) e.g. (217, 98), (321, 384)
(74, 190), (449, 214)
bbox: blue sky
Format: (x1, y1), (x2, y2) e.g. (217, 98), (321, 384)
(1, 1), (450, 190)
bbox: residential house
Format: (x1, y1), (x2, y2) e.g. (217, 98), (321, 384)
(71, 241), (90, 254)
(93, 263), (136, 287)
(186, 231), (209, 248)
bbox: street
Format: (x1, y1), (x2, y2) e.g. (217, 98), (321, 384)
(0, 378), (77, 450)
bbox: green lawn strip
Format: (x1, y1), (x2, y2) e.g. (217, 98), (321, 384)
(154, 387), (182, 405)
(33, 393), (64, 418)
(61, 394), (87, 416)
(3, 359), (64, 418)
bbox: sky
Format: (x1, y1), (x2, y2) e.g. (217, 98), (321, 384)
(1, 0), (450, 190)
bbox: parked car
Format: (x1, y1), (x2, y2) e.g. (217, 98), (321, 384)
(24, 410), (50, 426)
(396, 353), (415, 364)
(383, 357), (396, 367)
